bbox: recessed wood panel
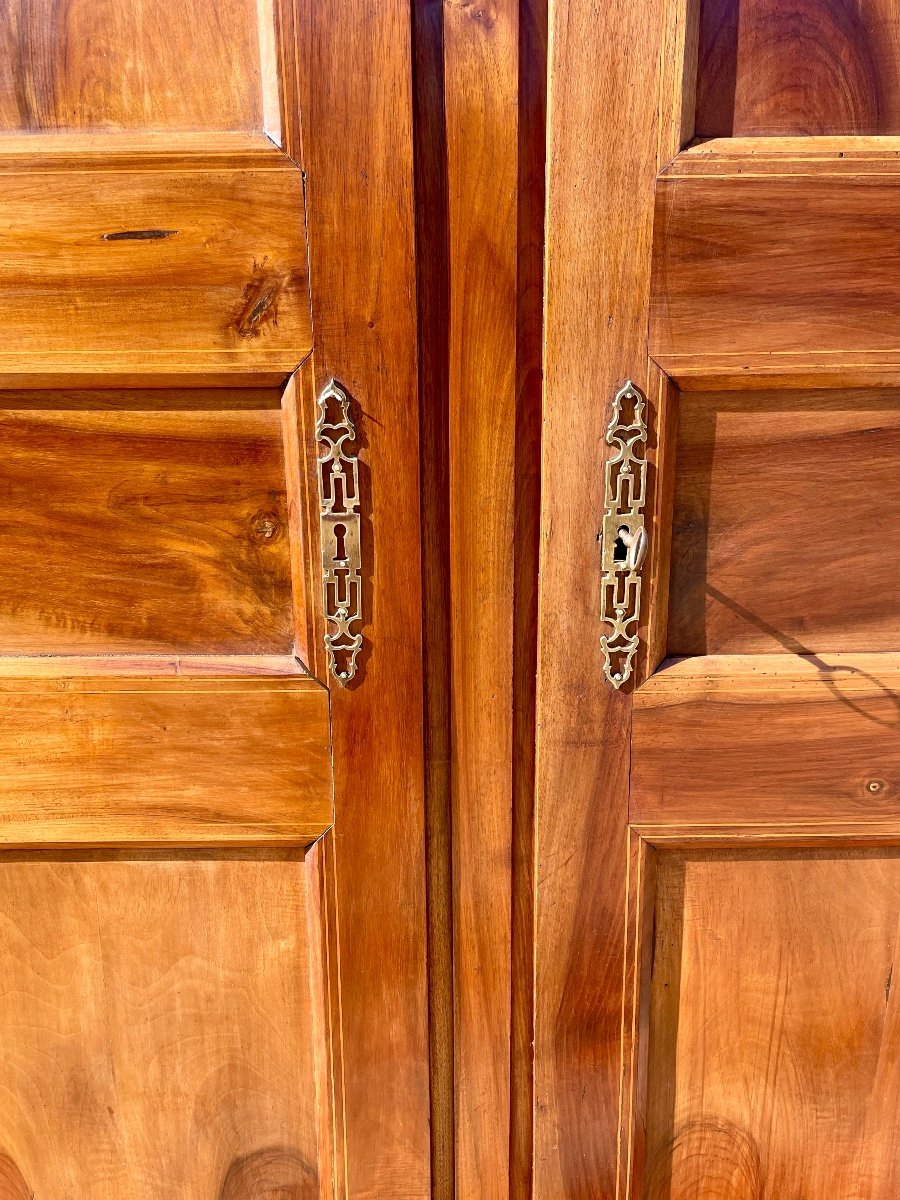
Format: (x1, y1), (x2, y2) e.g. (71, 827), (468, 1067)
(645, 849), (900, 1198)
(0, 663), (331, 845)
(632, 655), (900, 829)
(0, 849), (320, 1197)
(651, 164), (900, 385)
(0, 0), (277, 134)
(0, 143), (310, 385)
(668, 390), (900, 655)
(0, 409), (292, 654)
(696, 0), (900, 137)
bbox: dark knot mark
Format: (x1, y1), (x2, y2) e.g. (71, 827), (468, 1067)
(102, 229), (178, 241)
(219, 1148), (317, 1200)
(0, 1154), (32, 1200)
(233, 270), (286, 339)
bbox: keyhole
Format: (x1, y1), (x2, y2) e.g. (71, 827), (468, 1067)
(612, 525), (630, 564)
(333, 523), (348, 562)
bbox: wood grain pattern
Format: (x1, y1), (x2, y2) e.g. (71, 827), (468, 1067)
(0, 0), (277, 134)
(410, 3), (454, 1193)
(282, 362), (326, 678)
(0, 409), (292, 654)
(645, 848), (900, 1198)
(0, 663), (331, 845)
(444, 3), (518, 1194)
(633, 654), (900, 828)
(535, 0), (680, 1194)
(696, 0), (900, 137)
(669, 389), (900, 655)
(297, 1), (432, 1193)
(651, 159), (900, 385)
(0, 849), (320, 1197)
(0, 141), (309, 386)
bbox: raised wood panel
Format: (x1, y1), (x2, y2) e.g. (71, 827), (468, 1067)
(0, 663), (330, 845)
(645, 849), (900, 1198)
(0, 141), (309, 386)
(651, 160), (900, 385)
(632, 655), (900, 828)
(0, 409), (292, 654)
(0, 849), (320, 1197)
(696, 0), (900, 137)
(0, 0), (279, 134)
(669, 389), (900, 655)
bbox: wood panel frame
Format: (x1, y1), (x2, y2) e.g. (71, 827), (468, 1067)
(535, 0), (693, 1194)
(296, 3), (432, 1196)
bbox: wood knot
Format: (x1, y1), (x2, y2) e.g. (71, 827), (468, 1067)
(234, 267), (286, 338)
(219, 1148), (317, 1200)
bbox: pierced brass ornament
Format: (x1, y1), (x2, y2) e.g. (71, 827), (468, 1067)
(316, 379), (363, 685)
(600, 380), (649, 690)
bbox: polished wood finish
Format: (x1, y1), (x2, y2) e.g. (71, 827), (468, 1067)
(645, 848), (900, 1198)
(0, 140), (309, 387)
(696, 0), (900, 137)
(0, 660), (330, 846)
(535, 0), (683, 1195)
(0, 849), (321, 1196)
(444, 0), (518, 1182)
(669, 389), (900, 655)
(633, 654), (900, 830)
(443, 3), (544, 1195)
(282, 362), (326, 679)
(298, 2), (432, 1194)
(0, 408), (292, 653)
(0, 5), (339, 1190)
(0, 0), (279, 133)
(652, 146), (900, 386)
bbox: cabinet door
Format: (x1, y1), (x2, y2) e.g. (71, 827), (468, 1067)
(0, 5), (337, 1195)
(538, 1), (900, 1195)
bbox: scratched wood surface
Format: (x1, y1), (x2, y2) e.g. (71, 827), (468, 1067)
(644, 848), (900, 1199)
(0, 0), (278, 134)
(696, 0), (900, 136)
(0, 142), (310, 386)
(0, 409), (292, 654)
(668, 389), (900, 655)
(0, 849), (321, 1198)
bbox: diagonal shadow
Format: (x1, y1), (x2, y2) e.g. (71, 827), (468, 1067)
(707, 583), (900, 730)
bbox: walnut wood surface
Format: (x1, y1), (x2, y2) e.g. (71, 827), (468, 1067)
(0, 0), (334, 1193)
(0, 143), (310, 386)
(651, 159), (900, 385)
(0, 409), (292, 654)
(0, 666), (330, 845)
(0, 849), (320, 1197)
(0, 0), (277, 133)
(645, 848), (900, 1198)
(633, 654), (900, 829)
(442, 3), (544, 1194)
(696, 0), (900, 137)
(669, 389), (900, 655)
(298, 2), (432, 1194)
(535, 0), (683, 1194)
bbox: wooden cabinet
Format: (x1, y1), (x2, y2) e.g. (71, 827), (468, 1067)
(8, 0), (896, 1195)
